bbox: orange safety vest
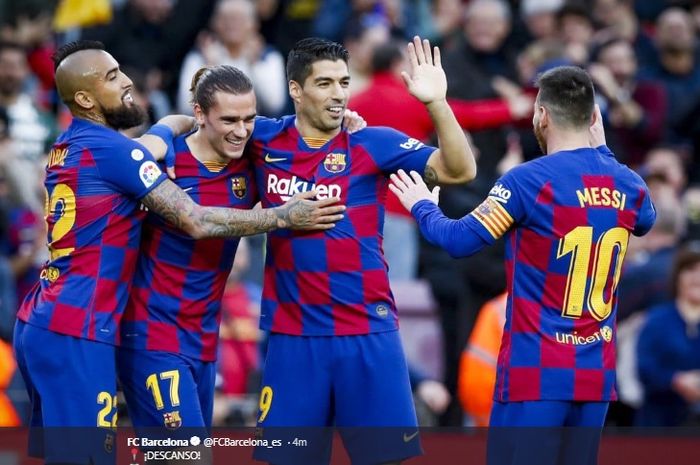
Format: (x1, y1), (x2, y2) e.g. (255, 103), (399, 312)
(458, 292), (506, 427)
(0, 339), (20, 426)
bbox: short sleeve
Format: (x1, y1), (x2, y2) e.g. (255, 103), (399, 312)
(467, 167), (530, 242)
(633, 187), (656, 236)
(355, 127), (436, 175)
(93, 138), (167, 199)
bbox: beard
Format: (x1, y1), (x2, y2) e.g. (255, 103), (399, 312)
(533, 121), (547, 154)
(103, 103), (147, 130)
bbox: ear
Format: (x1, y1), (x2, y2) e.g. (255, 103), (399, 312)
(289, 80), (302, 104)
(193, 103), (206, 126)
(538, 105), (549, 128)
(74, 90), (95, 111)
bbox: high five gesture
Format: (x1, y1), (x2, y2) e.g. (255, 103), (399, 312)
(401, 36), (448, 105)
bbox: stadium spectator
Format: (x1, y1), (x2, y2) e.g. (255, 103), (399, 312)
(257, 0), (322, 57)
(518, 0), (563, 42)
(177, 0), (286, 117)
(617, 183), (684, 321)
(343, 16), (391, 95)
(636, 242), (700, 426)
(81, 0), (217, 103)
(589, 38), (667, 167)
(592, 0), (657, 70)
(457, 292), (506, 427)
(642, 146), (688, 196)
(639, 7), (700, 143)
(685, 185), (700, 242)
(0, 41), (56, 163)
(556, 3), (594, 65)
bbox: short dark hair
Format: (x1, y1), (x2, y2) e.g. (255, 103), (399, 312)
(556, 3), (592, 26)
(671, 241), (700, 298)
(535, 65), (594, 128)
(0, 41), (25, 58)
(591, 36), (632, 63)
(371, 40), (403, 74)
(190, 65), (253, 112)
(287, 37), (349, 85)
(53, 40), (105, 71)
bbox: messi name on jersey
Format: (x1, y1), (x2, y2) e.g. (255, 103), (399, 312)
(576, 187), (626, 210)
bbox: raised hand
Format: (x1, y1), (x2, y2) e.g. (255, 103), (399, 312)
(275, 190), (346, 230)
(389, 169), (441, 212)
(401, 36), (447, 105)
(589, 104), (607, 148)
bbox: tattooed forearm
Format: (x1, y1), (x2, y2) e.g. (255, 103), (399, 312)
(142, 180), (278, 238)
(142, 180), (345, 238)
(274, 196), (332, 229)
(423, 165), (439, 190)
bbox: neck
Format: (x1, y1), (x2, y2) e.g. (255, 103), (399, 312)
(224, 42), (244, 57)
(294, 113), (340, 140)
(677, 299), (700, 324)
(74, 109), (107, 127)
(545, 128), (591, 154)
(0, 92), (19, 107)
(187, 129), (228, 164)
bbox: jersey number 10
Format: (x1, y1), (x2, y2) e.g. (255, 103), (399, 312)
(557, 226), (629, 321)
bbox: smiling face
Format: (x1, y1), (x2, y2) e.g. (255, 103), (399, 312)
(194, 89), (257, 160)
(75, 50), (145, 129)
(289, 59), (350, 136)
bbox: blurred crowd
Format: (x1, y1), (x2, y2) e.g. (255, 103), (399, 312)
(1, 0), (700, 429)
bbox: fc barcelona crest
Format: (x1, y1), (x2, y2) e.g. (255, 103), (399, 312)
(163, 410), (182, 429)
(323, 152), (347, 173)
(231, 176), (247, 199)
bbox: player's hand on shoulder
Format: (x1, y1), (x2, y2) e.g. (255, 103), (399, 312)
(401, 36), (447, 105)
(342, 109), (366, 133)
(589, 104), (607, 149)
(274, 190), (346, 230)
(389, 169), (440, 212)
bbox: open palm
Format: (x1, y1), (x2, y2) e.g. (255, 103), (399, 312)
(401, 36), (447, 104)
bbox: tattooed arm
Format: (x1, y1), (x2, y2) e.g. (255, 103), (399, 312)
(423, 95), (476, 185)
(142, 179), (344, 239)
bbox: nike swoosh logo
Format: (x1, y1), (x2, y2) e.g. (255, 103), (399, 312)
(183, 187), (193, 192)
(265, 153), (286, 163)
(403, 431), (419, 442)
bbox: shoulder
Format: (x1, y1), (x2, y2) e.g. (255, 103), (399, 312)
(68, 123), (139, 155)
(501, 156), (549, 181)
(351, 126), (413, 145)
(351, 126), (426, 154)
(645, 303), (678, 322)
(252, 115), (295, 141)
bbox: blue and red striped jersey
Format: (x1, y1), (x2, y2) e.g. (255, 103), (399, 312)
(17, 118), (167, 344)
(464, 146), (655, 401)
(120, 132), (257, 361)
(249, 116), (435, 335)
